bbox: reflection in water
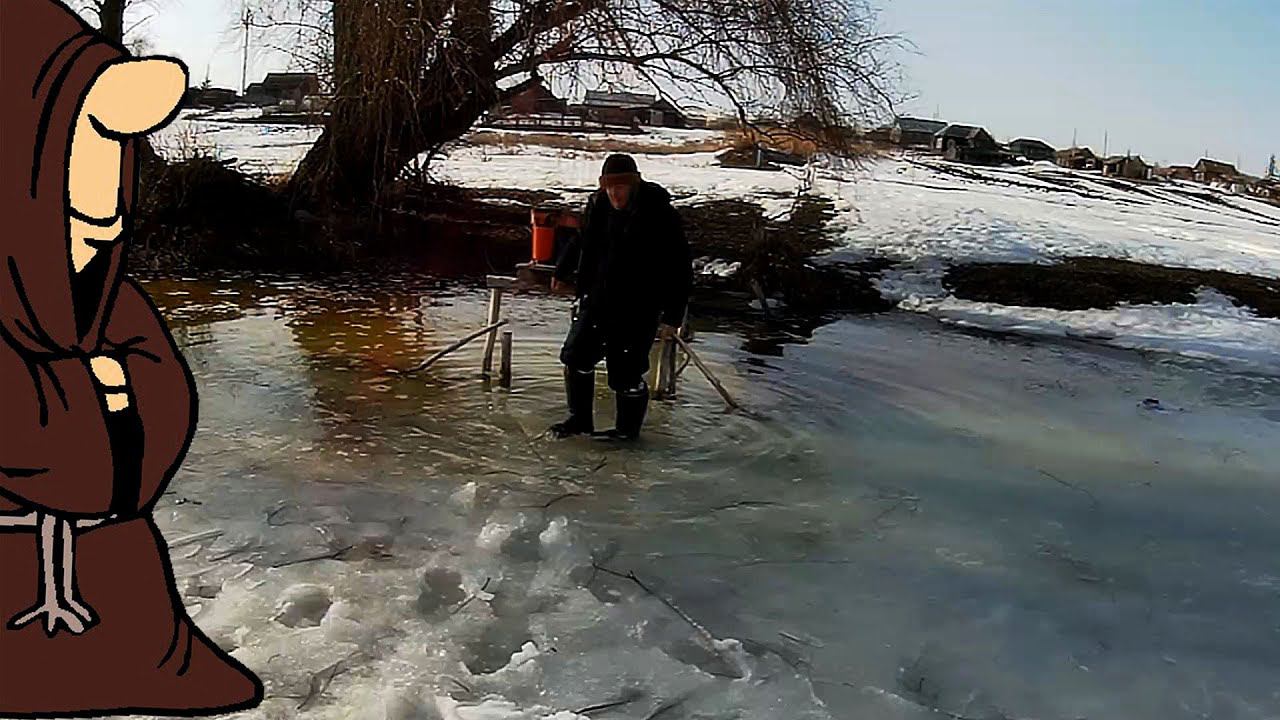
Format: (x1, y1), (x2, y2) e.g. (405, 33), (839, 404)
(139, 274), (1280, 720)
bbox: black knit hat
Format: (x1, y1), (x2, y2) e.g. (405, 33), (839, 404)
(600, 153), (641, 187)
(601, 153), (638, 174)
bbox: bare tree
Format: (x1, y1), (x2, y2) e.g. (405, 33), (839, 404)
(260, 0), (904, 206)
(83, 0), (155, 44)
(82, 0), (126, 43)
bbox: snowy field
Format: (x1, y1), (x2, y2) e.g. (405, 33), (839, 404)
(152, 108), (323, 176)
(154, 110), (1280, 374)
(844, 159), (1280, 374)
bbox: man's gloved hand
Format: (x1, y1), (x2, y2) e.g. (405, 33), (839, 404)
(657, 324), (678, 341)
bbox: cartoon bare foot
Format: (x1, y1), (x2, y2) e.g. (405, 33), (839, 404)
(59, 517), (97, 626)
(9, 600), (91, 636)
(7, 513), (95, 636)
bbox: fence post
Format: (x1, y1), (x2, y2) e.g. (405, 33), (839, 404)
(481, 287), (504, 376)
(499, 331), (513, 389)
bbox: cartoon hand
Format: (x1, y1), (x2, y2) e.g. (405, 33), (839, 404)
(90, 355), (126, 387)
(90, 356), (130, 411)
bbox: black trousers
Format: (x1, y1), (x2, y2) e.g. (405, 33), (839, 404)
(560, 310), (659, 393)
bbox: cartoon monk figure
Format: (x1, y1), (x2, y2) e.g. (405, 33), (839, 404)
(1, 0), (264, 714)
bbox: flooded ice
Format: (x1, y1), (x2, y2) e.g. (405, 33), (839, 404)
(135, 275), (1280, 720)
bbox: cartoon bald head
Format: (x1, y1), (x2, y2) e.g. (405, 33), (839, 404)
(69, 58), (186, 272)
(2, 0), (188, 351)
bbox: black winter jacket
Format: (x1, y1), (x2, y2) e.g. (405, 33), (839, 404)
(554, 181), (692, 327)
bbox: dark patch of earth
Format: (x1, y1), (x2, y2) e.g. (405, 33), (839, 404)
(944, 257), (1280, 319)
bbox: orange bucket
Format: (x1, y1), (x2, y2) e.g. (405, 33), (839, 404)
(533, 226), (556, 262)
(531, 207), (557, 262)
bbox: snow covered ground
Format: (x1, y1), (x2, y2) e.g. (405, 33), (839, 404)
(826, 158), (1280, 277)
(152, 108), (322, 176)
(830, 158), (1280, 374)
(152, 109), (1280, 374)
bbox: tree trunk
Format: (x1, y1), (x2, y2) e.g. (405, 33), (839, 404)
(288, 0), (501, 208)
(98, 0), (125, 45)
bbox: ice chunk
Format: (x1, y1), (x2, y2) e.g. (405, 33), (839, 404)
(417, 567), (468, 616)
(273, 583), (333, 628)
(379, 687), (442, 720)
(538, 517), (570, 551)
(451, 482), (478, 511)
(182, 576), (222, 599)
(321, 600), (369, 645)
(477, 515), (522, 552)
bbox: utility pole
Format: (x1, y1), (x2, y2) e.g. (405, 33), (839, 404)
(1103, 130), (1108, 158)
(240, 2), (252, 96)
(1072, 128), (1077, 147)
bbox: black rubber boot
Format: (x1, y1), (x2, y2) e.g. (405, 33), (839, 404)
(593, 383), (649, 441)
(549, 368), (595, 438)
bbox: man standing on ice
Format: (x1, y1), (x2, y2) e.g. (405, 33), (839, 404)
(549, 154), (692, 441)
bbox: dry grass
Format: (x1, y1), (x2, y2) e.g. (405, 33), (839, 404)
(726, 125), (878, 161)
(463, 124), (879, 162)
(464, 129), (734, 155)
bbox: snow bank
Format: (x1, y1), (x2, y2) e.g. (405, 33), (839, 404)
(826, 158), (1280, 279)
(849, 158), (1280, 372)
(882, 266), (1280, 372)
(151, 109), (322, 176)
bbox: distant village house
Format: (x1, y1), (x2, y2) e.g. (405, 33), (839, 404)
(1194, 158), (1238, 185)
(183, 86), (239, 109)
(1153, 165), (1194, 181)
(1007, 138), (1056, 162)
(890, 117), (947, 148)
(491, 76), (568, 117)
(572, 90), (687, 128)
(1056, 146), (1099, 171)
(1230, 173), (1263, 196)
(1101, 155), (1152, 181)
(245, 72), (320, 106)
(1256, 178), (1280, 203)
(934, 124), (1001, 164)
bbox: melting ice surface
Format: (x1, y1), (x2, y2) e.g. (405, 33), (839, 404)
(133, 274), (1279, 720)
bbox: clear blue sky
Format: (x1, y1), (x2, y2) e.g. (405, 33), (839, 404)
(117, 0), (1276, 175)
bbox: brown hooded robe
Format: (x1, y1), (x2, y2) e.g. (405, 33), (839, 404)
(1, 0), (263, 714)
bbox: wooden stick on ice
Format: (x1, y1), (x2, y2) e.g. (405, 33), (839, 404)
(673, 335), (741, 411)
(397, 320), (510, 375)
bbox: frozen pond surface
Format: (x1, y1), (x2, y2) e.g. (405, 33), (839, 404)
(135, 275), (1280, 720)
